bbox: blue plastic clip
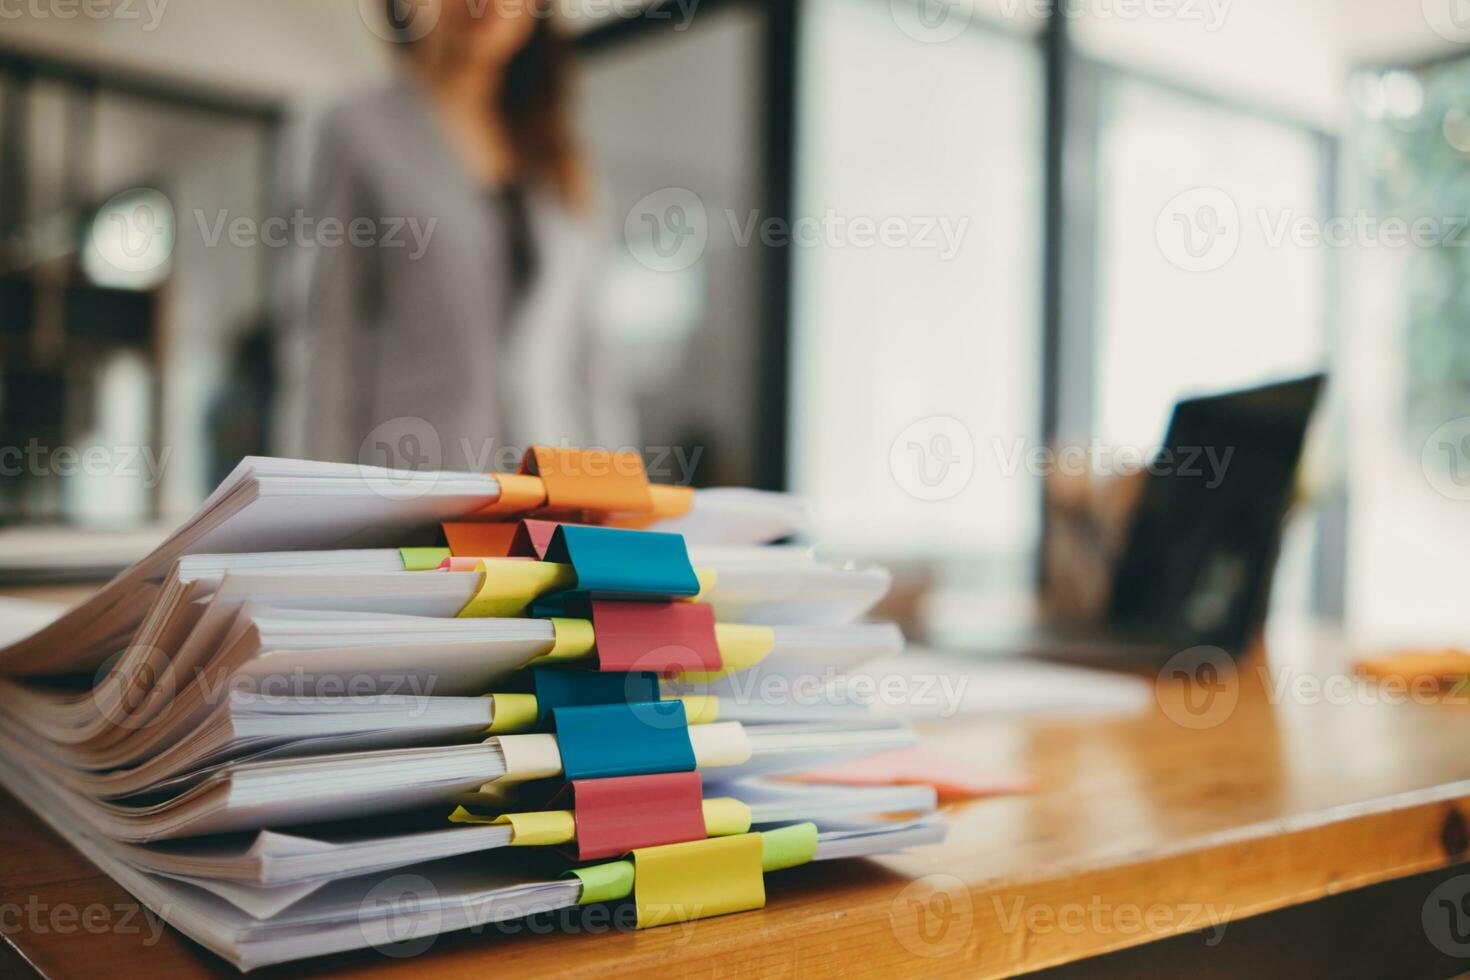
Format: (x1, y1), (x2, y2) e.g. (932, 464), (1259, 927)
(531, 525), (700, 614)
(551, 701), (697, 780)
(530, 667), (661, 724)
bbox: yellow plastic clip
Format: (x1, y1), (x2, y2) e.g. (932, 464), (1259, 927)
(493, 810), (577, 846)
(631, 832), (766, 928)
(457, 559), (576, 618)
(486, 694), (539, 734)
(680, 625), (776, 683)
(566, 824), (817, 915)
(678, 695), (720, 725)
(542, 618), (596, 661)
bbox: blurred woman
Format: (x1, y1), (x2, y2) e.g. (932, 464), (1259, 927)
(277, 0), (633, 470)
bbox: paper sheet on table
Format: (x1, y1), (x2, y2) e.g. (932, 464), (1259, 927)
(794, 745), (1035, 800)
(849, 649), (1152, 722)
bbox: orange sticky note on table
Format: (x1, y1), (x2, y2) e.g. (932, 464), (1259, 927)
(1354, 649), (1470, 687)
(795, 746), (1035, 801)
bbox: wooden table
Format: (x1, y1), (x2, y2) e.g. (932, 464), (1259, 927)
(4, 604), (1470, 977)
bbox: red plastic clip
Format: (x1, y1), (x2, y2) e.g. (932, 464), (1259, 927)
(508, 519), (566, 559)
(591, 600), (721, 674)
(559, 771), (708, 860)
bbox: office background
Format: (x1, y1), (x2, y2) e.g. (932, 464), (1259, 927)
(1, 0), (1467, 649)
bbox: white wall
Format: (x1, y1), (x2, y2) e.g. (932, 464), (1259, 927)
(1071, 0), (1464, 129)
(2, 0), (389, 103)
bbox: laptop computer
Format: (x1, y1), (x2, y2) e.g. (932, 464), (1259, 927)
(1012, 372), (1326, 662)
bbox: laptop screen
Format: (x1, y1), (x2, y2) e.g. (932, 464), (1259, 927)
(1106, 373), (1325, 653)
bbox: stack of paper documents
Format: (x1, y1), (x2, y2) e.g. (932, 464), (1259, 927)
(0, 447), (944, 970)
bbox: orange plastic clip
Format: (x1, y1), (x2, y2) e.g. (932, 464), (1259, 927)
(442, 522), (520, 558)
(524, 446), (652, 514)
(472, 472), (547, 517)
(456, 446), (693, 535)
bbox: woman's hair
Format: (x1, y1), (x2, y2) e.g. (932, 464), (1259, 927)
(388, 1), (588, 208)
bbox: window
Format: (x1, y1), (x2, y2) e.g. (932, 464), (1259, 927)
(1342, 60), (1470, 644)
(1091, 76), (1329, 450)
(791, 0), (1044, 571)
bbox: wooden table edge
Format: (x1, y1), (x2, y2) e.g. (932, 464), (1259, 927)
(820, 786), (1470, 977)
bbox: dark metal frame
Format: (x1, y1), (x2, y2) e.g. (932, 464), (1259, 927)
(755, 0), (799, 492)
(0, 45), (281, 123)
(1039, 7), (1069, 452)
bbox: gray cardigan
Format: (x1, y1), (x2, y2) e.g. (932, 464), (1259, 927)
(275, 81), (634, 471)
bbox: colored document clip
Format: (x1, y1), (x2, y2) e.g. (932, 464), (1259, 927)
(525, 667), (660, 725)
(587, 600), (721, 674)
(441, 517), (591, 561)
(449, 772), (754, 860)
(509, 519), (563, 559)
(469, 446), (695, 521)
(485, 661), (721, 734)
(531, 613), (768, 681)
(487, 690), (719, 735)
(456, 558), (576, 618)
(526, 446), (652, 514)
(530, 524), (700, 605)
(551, 701), (698, 780)
(480, 717), (752, 796)
(400, 546), (452, 570)
(449, 522), (706, 618)
(441, 517), (566, 560)
(450, 522), (699, 606)
(530, 616), (771, 681)
(564, 772), (718, 859)
(441, 523), (520, 559)
(449, 553), (713, 622)
(567, 823), (820, 928)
